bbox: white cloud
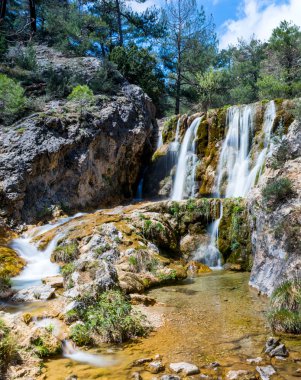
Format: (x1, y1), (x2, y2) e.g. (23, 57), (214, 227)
(220, 0), (301, 49)
(129, 0), (161, 13)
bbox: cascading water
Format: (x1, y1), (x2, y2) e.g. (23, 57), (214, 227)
(201, 100), (277, 268)
(171, 117), (202, 201)
(157, 129), (163, 150)
(34, 317), (115, 367)
(10, 213), (85, 289)
(215, 100), (276, 197)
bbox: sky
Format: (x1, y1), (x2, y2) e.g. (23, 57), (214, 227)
(131, 0), (301, 49)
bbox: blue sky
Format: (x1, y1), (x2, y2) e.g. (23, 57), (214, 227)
(132, 0), (301, 48)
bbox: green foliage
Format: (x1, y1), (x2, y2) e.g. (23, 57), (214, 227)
(262, 178), (294, 208)
(68, 85), (94, 103)
(169, 202), (180, 217)
(70, 290), (148, 345)
(32, 336), (61, 358)
(0, 319), (16, 376)
(128, 255), (138, 267)
(157, 269), (177, 282)
(110, 44), (165, 113)
(61, 263), (75, 278)
(70, 323), (93, 346)
(53, 242), (79, 263)
(268, 279), (301, 333)
(95, 243), (111, 255)
(15, 45), (37, 71)
(0, 74), (26, 124)
(89, 62), (123, 95)
(258, 75), (289, 100)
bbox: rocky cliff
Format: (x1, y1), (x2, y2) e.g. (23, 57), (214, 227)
(0, 84), (157, 225)
(249, 119), (301, 295)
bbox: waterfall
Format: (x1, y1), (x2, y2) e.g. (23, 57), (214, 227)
(194, 202), (223, 268)
(170, 118), (181, 152)
(215, 101), (276, 197)
(157, 129), (163, 150)
(10, 213), (85, 289)
(171, 117), (202, 201)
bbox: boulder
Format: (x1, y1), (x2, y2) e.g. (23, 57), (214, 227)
(42, 275), (64, 289)
(256, 366), (276, 380)
(147, 361), (165, 374)
(12, 285), (55, 302)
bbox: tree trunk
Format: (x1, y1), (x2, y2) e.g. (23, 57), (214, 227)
(28, 0), (36, 33)
(115, 0), (123, 46)
(175, 69), (181, 114)
(0, 0), (7, 22)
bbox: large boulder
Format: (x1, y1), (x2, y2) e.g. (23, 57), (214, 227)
(0, 84), (157, 225)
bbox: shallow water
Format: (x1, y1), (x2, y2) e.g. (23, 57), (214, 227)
(40, 271), (301, 380)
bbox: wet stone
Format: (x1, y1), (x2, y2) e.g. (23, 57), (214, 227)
(133, 357), (153, 366)
(256, 366), (276, 380)
(169, 362), (200, 376)
(147, 361), (165, 374)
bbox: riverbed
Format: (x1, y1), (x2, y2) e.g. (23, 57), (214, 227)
(39, 271), (301, 380)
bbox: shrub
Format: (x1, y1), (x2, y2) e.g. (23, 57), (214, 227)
(0, 319), (16, 376)
(0, 74), (26, 124)
(52, 242), (79, 263)
(71, 290), (148, 345)
(15, 45), (37, 71)
(268, 279), (301, 333)
(61, 263), (75, 278)
(68, 85), (94, 103)
(262, 178), (294, 208)
(70, 323), (93, 346)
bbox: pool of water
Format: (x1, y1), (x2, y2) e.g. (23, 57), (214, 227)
(40, 271), (301, 379)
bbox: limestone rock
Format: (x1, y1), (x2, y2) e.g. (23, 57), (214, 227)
(147, 361), (165, 374)
(12, 285), (55, 302)
(42, 275), (64, 289)
(256, 366), (276, 380)
(169, 362), (200, 376)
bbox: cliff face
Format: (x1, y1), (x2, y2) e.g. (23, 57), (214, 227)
(0, 84), (157, 225)
(248, 120), (301, 295)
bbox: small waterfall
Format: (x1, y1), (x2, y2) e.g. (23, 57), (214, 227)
(34, 317), (115, 367)
(10, 213), (85, 289)
(170, 118), (181, 152)
(215, 101), (276, 197)
(157, 129), (163, 150)
(62, 340), (115, 367)
(194, 202), (223, 268)
(171, 117), (202, 201)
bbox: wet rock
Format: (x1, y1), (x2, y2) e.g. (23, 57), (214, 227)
(226, 370), (249, 380)
(130, 294), (156, 306)
(256, 366), (276, 380)
(131, 372), (142, 380)
(42, 275), (64, 289)
(160, 376), (181, 380)
(147, 361), (165, 374)
(133, 358), (153, 366)
(169, 362), (200, 376)
(265, 337), (288, 357)
(247, 357), (263, 364)
(65, 376), (78, 380)
(12, 285), (55, 302)
(209, 362), (220, 368)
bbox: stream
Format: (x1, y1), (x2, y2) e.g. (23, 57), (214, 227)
(37, 272), (301, 379)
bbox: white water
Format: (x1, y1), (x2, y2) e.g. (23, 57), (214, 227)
(171, 117), (202, 200)
(63, 340), (115, 367)
(34, 317), (115, 367)
(10, 213), (85, 289)
(215, 101), (276, 197)
(194, 202), (223, 268)
(157, 129), (163, 149)
(169, 118), (181, 152)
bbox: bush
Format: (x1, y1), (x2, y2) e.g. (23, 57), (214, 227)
(70, 290), (148, 345)
(15, 45), (37, 71)
(0, 319), (16, 376)
(268, 279), (301, 333)
(262, 178), (294, 208)
(52, 242), (79, 263)
(0, 74), (26, 124)
(68, 85), (94, 103)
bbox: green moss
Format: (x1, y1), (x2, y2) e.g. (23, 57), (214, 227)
(218, 198), (252, 271)
(162, 115), (179, 144)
